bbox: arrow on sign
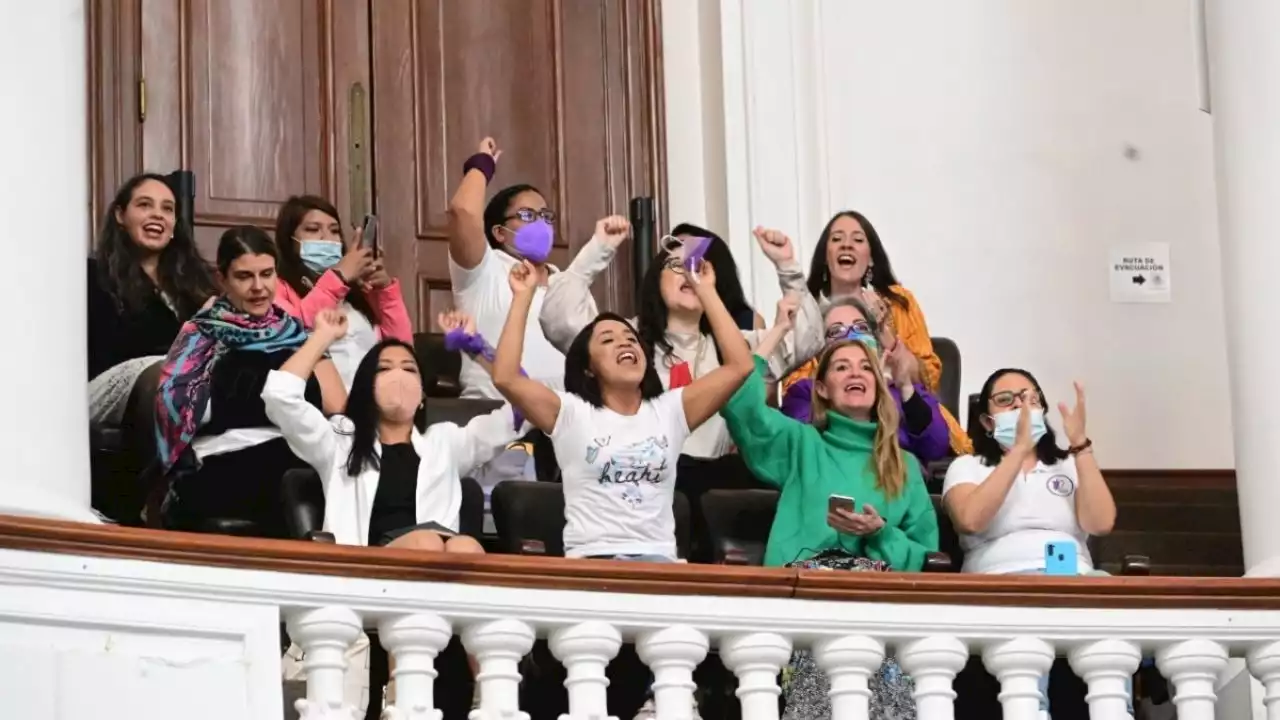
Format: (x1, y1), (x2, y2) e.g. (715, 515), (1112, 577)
(1132, 275), (1146, 286)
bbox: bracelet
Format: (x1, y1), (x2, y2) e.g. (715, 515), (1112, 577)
(443, 329), (530, 431)
(462, 153), (496, 183)
(330, 267), (349, 285)
(1068, 438), (1093, 455)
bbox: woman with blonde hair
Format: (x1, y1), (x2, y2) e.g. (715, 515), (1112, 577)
(720, 337), (939, 719)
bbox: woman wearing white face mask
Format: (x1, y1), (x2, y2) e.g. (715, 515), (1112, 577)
(941, 368), (1116, 575)
(274, 195), (413, 389)
(262, 308), (525, 550)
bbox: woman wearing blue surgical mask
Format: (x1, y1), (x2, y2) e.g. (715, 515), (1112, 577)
(943, 373), (1127, 720)
(274, 195), (413, 389)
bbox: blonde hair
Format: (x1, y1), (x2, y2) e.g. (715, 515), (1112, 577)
(810, 338), (907, 499)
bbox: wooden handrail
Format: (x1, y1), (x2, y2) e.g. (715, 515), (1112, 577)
(0, 514), (1275, 609)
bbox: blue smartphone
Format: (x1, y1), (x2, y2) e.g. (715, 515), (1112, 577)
(1044, 542), (1078, 576)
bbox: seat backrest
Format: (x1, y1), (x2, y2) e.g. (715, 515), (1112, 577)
(490, 482), (692, 558)
(700, 489), (780, 565)
(423, 397), (504, 427)
(931, 336), (962, 420)
(280, 467), (487, 540)
(932, 493), (964, 568)
(415, 332), (463, 398)
(966, 392), (982, 440)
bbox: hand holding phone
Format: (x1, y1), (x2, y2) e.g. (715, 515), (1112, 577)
(361, 214), (379, 258)
(828, 494), (856, 515)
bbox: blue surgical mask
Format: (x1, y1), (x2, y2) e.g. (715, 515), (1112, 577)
(298, 239), (343, 274)
(991, 408), (1047, 450)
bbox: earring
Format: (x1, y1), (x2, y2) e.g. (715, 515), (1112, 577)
(863, 265), (874, 288)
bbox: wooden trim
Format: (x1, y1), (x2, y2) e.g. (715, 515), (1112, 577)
(1105, 469), (1236, 489)
(1, 515), (1274, 609)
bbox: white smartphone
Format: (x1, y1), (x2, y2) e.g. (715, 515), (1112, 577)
(828, 494), (856, 514)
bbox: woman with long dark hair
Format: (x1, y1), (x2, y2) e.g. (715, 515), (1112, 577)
(263, 308), (522, 550)
(802, 210), (967, 453)
(493, 255), (754, 561)
(273, 195), (412, 388)
(721, 337), (937, 719)
(88, 173), (217, 425)
(154, 226), (345, 536)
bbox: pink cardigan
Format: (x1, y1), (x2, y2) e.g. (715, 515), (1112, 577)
(275, 270), (413, 343)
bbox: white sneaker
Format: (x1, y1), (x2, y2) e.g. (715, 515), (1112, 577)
(632, 697), (701, 720)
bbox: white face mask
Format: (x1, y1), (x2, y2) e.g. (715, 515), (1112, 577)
(990, 408), (1047, 449)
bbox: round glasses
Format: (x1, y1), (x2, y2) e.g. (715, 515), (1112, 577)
(990, 389), (1043, 409)
(825, 320), (872, 340)
(505, 208), (557, 225)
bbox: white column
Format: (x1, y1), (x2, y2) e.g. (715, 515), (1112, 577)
(0, 3), (97, 523)
(1247, 641), (1280, 720)
(462, 618), (535, 720)
(721, 632), (792, 720)
(812, 635), (884, 720)
(982, 637), (1054, 720)
(899, 635), (968, 720)
(287, 606), (364, 720)
(636, 625), (709, 720)
(549, 621), (622, 720)
(1156, 639), (1229, 720)
(1068, 639), (1141, 720)
(378, 613), (454, 720)
(1205, 0), (1280, 575)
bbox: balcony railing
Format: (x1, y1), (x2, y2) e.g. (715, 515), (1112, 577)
(1, 514), (1278, 720)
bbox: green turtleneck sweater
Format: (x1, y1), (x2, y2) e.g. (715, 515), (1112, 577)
(721, 356), (939, 569)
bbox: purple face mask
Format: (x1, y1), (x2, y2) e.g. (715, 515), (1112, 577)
(509, 219), (555, 263)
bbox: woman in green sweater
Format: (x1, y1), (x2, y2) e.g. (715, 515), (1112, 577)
(721, 336), (938, 720)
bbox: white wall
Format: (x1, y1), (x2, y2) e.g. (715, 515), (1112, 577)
(664, 0), (1233, 469)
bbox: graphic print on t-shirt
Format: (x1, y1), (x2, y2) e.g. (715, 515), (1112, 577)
(589, 435), (671, 507)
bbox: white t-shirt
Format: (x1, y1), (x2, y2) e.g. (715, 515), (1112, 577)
(550, 389), (690, 559)
(449, 246), (565, 399)
(941, 454), (1093, 575)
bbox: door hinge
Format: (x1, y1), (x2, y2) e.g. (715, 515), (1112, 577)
(138, 78), (147, 123)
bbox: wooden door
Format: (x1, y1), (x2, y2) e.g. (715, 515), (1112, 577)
(88, 0), (371, 255)
(369, 0), (667, 331)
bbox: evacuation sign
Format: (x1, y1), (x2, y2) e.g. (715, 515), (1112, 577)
(1109, 242), (1171, 303)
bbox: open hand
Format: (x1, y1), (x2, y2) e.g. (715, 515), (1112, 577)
(478, 136), (502, 161)
(1058, 381), (1087, 446)
(437, 309), (476, 336)
(314, 308), (349, 342)
(595, 215), (631, 248)
(1013, 403), (1036, 456)
(752, 226), (795, 265)
(883, 339), (920, 387)
(773, 292), (800, 333)
(508, 259), (538, 295)
(827, 504), (885, 536)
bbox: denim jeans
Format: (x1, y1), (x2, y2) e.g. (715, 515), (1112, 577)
(1013, 569), (1135, 715)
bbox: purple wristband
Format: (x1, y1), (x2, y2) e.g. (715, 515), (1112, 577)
(462, 153), (496, 183)
(444, 329), (530, 430)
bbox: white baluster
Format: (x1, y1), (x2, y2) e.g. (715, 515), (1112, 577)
(811, 635), (884, 720)
(377, 613), (454, 720)
(1157, 639), (1228, 720)
(899, 635), (967, 720)
(721, 632), (792, 720)
(1068, 639), (1140, 720)
(287, 606), (364, 720)
(1248, 641), (1280, 720)
(636, 625), (709, 720)
(549, 621), (623, 720)
(983, 637), (1054, 720)
(463, 618), (536, 720)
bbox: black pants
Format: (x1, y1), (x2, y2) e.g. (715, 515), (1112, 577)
(168, 437), (307, 538)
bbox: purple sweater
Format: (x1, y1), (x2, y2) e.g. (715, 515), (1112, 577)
(780, 379), (952, 462)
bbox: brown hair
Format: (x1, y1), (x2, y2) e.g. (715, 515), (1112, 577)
(810, 338), (907, 499)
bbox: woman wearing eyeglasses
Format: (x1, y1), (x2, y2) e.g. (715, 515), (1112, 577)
(943, 370), (1122, 719)
(773, 296), (954, 462)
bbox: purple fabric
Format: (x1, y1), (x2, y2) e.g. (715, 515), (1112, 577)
(443, 329), (527, 430)
(462, 153), (496, 183)
(682, 235), (713, 274)
(780, 379), (951, 462)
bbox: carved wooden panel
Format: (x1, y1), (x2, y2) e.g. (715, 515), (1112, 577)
(371, 0), (665, 330)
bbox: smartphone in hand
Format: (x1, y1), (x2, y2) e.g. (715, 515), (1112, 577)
(361, 214), (379, 258)
(828, 494), (856, 515)
(1044, 542), (1078, 576)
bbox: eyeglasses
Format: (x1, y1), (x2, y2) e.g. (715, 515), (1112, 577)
(825, 320), (872, 340)
(990, 389), (1043, 409)
(661, 256), (687, 274)
(505, 208), (557, 225)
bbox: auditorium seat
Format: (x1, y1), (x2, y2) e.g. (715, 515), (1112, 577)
(415, 332), (463, 399)
(490, 482), (693, 559)
(931, 336), (962, 421)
